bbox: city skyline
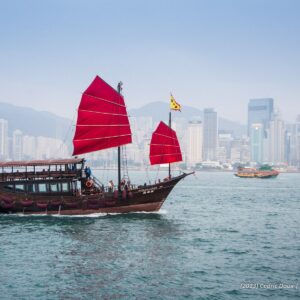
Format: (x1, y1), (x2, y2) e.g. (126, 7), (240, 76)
(0, 1), (300, 123)
(1, 96), (299, 169)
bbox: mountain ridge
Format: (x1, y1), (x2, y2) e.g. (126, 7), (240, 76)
(0, 101), (246, 138)
(0, 102), (72, 140)
(129, 101), (246, 136)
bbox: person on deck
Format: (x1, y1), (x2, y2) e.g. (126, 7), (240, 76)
(108, 180), (114, 192)
(84, 166), (92, 179)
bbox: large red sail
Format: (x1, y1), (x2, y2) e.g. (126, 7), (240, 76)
(73, 76), (132, 155)
(149, 121), (182, 165)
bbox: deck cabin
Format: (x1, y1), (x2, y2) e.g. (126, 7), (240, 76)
(0, 158), (85, 196)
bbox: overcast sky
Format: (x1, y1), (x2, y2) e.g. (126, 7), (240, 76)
(0, 0), (299, 123)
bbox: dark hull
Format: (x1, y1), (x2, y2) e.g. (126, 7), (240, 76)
(0, 173), (190, 215)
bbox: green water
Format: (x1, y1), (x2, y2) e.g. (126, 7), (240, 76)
(0, 172), (299, 299)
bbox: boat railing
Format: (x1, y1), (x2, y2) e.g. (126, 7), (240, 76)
(0, 169), (82, 182)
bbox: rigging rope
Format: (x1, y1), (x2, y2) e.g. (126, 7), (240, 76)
(53, 110), (77, 158)
(121, 146), (130, 182)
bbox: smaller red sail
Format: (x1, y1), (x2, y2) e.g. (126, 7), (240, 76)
(73, 76), (132, 156)
(149, 121), (182, 165)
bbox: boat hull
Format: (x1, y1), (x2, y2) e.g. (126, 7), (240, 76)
(0, 173), (190, 215)
(235, 171), (279, 178)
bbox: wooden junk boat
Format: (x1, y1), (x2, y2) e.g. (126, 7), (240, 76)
(0, 75), (192, 215)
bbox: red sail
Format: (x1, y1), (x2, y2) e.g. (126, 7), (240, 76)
(149, 121), (182, 165)
(73, 76), (132, 155)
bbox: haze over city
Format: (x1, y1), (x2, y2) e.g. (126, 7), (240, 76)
(1, 0), (300, 123)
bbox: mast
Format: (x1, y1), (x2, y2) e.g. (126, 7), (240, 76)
(117, 82), (123, 195)
(168, 110), (171, 178)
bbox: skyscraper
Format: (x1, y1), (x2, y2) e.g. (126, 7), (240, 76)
(248, 98), (274, 135)
(289, 115), (300, 167)
(12, 129), (23, 161)
(0, 119), (9, 160)
(250, 123), (264, 163)
(203, 108), (218, 161)
(23, 135), (37, 159)
(186, 120), (203, 166)
(267, 113), (285, 164)
(248, 98), (274, 163)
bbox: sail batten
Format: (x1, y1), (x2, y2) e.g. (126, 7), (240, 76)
(79, 109), (128, 116)
(149, 121), (182, 165)
(77, 124), (130, 127)
(73, 75), (132, 156)
(74, 133), (132, 141)
(84, 93), (126, 107)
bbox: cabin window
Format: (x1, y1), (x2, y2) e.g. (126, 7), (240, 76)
(27, 184), (36, 193)
(15, 184), (25, 192)
(50, 183), (58, 192)
(39, 183), (47, 192)
(4, 184), (13, 191)
(62, 182), (69, 192)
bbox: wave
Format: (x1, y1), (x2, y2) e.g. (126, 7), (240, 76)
(0, 209), (168, 219)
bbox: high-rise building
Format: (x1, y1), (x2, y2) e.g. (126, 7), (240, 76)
(266, 113), (285, 164)
(250, 123), (264, 163)
(248, 98), (274, 163)
(23, 135), (37, 159)
(12, 129), (23, 161)
(217, 131), (233, 162)
(0, 119), (9, 160)
(186, 120), (203, 166)
(248, 98), (274, 136)
(36, 136), (69, 159)
(203, 108), (218, 161)
(289, 115), (300, 167)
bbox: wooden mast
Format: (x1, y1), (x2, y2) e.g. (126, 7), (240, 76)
(168, 110), (171, 178)
(117, 82), (122, 196)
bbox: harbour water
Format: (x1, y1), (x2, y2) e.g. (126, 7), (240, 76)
(0, 171), (299, 299)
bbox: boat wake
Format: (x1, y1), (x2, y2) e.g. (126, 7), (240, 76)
(1, 209), (168, 218)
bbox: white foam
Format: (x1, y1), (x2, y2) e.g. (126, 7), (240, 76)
(0, 209), (168, 218)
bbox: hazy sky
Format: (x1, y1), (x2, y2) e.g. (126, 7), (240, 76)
(0, 0), (299, 123)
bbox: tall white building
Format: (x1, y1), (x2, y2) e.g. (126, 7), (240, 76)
(36, 136), (69, 159)
(267, 113), (285, 163)
(250, 123), (264, 163)
(186, 120), (203, 166)
(12, 129), (23, 160)
(23, 135), (37, 159)
(289, 115), (300, 167)
(203, 108), (218, 161)
(0, 119), (9, 160)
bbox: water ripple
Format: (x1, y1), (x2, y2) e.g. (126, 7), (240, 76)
(1, 172), (299, 299)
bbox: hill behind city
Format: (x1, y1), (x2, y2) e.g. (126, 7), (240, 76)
(129, 101), (246, 136)
(0, 101), (246, 139)
(0, 102), (71, 140)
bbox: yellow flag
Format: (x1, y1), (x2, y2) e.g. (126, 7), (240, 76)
(170, 94), (181, 111)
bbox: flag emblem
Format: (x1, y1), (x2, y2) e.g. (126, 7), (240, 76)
(170, 94), (181, 111)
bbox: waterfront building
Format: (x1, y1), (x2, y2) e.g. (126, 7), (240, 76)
(250, 123), (264, 163)
(12, 129), (23, 161)
(36, 136), (69, 159)
(23, 135), (37, 159)
(186, 120), (203, 166)
(240, 136), (251, 163)
(203, 108), (218, 161)
(0, 119), (9, 160)
(218, 131), (233, 162)
(288, 115), (300, 168)
(216, 146), (227, 162)
(248, 98), (274, 136)
(267, 113), (285, 164)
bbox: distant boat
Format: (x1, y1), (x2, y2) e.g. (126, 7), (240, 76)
(0, 75), (192, 215)
(234, 165), (279, 178)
